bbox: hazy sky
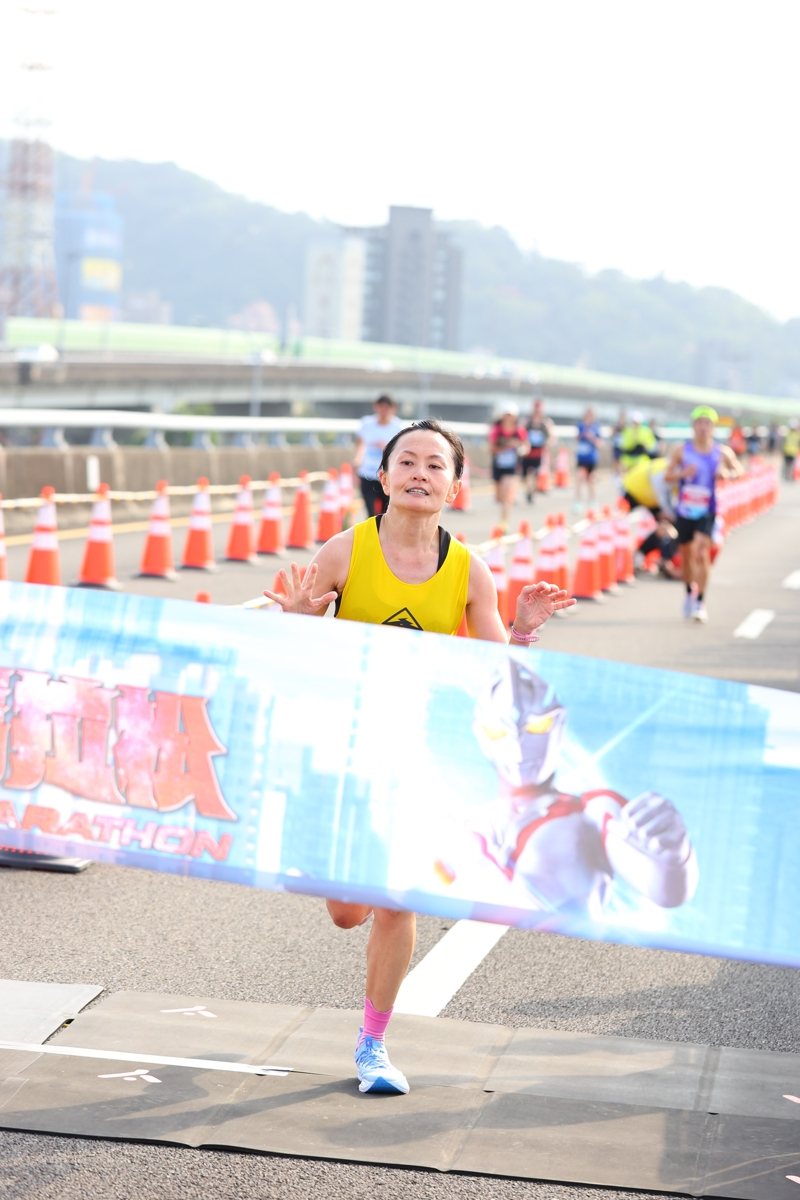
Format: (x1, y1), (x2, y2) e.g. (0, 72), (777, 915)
(2, 0), (798, 321)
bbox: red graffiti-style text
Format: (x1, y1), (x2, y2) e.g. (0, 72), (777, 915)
(0, 666), (233, 820)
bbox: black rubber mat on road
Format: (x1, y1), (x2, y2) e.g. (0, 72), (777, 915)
(0, 988), (798, 1198)
(0, 979), (103, 1078)
(0, 848), (91, 872)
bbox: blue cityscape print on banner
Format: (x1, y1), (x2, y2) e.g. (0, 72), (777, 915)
(0, 580), (797, 968)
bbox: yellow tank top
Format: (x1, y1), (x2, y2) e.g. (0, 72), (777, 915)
(335, 517), (470, 634)
(622, 456), (667, 508)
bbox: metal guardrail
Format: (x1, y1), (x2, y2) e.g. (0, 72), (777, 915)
(0, 409), (498, 450)
(0, 409), (484, 436)
(0, 408), (706, 442)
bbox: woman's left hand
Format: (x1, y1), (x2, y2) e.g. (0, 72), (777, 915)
(514, 581), (577, 633)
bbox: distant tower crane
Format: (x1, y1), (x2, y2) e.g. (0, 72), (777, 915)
(0, 2), (60, 331)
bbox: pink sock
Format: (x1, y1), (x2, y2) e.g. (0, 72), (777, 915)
(361, 997), (392, 1042)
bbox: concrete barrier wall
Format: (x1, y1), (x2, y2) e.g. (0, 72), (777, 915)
(0, 444), (493, 533)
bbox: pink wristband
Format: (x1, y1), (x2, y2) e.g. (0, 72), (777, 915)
(510, 626), (541, 644)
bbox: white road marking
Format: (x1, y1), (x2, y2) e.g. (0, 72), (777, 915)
(782, 570), (800, 590)
(734, 609), (776, 639)
(394, 919), (510, 1017)
(98, 1068), (161, 1083)
(160, 1005), (217, 1017)
(0, 1041), (291, 1076)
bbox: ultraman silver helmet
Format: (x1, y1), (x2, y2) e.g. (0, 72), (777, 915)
(473, 659), (566, 788)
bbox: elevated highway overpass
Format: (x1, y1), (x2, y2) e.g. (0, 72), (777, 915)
(1, 316), (794, 428)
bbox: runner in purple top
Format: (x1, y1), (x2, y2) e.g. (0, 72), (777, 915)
(665, 405), (744, 623)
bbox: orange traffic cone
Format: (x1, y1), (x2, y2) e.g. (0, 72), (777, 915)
(0, 497), (6, 581)
(226, 475), (257, 563)
(534, 516), (558, 585)
(723, 478), (740, 528)
(484, 527), (510, 626)
(286, 470), (314, 550)
(78, 483), (120, 589)
(181, 477), (216, 571)
(450, 456), (472, 511)
(554, 447), (571, 489)
(269, 564), (308, 598)
(762, 463), (777, 510)
(195, 591), (212, 603)
(597, 506), (619, 594)
(765, 463), (776, 510)
(536, 449), (551, 493)
(710, 514), (726, 564)
(741, 473), (755, 524)
(553, 513), (570, 591)
(508, 521), (535, 616)
(338, 463), (357, 529)
(614, 504), (635, 585)
(717, 480), (733, 530)
(138, 480), (177, 579)
(25, 486), (62, 586)
(760, 464), (775, 512)
(643, 548), (660, 574)
(570, 519), (603, 601)
(257, 472), (285, 555)
(632, 508), (659, 572)
(316, 469), (343, 543)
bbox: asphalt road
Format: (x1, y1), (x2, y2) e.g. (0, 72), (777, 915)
(1, 462), (799, 1200)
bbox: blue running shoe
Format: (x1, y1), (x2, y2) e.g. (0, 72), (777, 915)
(355, 1031), (409, 1095)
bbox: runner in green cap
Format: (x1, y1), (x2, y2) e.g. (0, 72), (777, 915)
(665, 407), (743, 622)
(690, 405), (719, 423)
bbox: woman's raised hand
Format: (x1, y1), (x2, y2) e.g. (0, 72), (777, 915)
(514, 581), (577, 633)
(262, 562), (338, 615)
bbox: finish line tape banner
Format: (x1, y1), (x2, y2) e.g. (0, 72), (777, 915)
(1, 581), (798, 968)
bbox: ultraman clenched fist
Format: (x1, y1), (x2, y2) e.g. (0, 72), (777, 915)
(605, 790), (699, 907)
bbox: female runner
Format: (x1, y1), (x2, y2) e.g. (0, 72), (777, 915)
(263, 418), (575, 1096)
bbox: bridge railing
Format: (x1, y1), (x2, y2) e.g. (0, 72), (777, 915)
(0, 406), (704, 447)
(0, 409), (494, 450)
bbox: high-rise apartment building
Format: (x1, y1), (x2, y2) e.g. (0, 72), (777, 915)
(304, 233), (367, 343)
(304, 206), (461, 350)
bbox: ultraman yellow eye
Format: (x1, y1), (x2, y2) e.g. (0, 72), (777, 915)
(478, 723), (509, 741)
(524, 713), (556, 734)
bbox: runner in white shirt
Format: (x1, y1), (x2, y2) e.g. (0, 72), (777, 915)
(354, 395), (407, 516)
